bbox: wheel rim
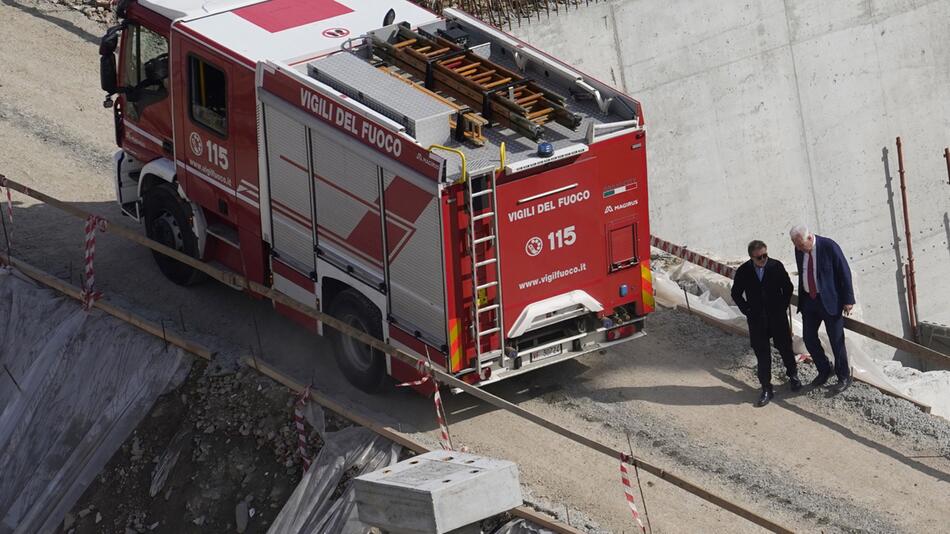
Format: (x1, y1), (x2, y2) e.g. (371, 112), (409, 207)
(151, 211), (184, 252)
(340, 314), (374, 372)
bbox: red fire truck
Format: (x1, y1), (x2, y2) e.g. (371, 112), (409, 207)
(98, 0), (654, 391)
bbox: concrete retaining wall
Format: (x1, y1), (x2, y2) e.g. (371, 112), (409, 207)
(509, 0), (950, 353)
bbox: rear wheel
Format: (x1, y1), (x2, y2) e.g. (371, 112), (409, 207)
(142, 184), (205, 286)
(328, 289), (388, 393)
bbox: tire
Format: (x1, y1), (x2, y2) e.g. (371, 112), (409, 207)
(142, 183), (205, 286)
(328, 289), (388, 393)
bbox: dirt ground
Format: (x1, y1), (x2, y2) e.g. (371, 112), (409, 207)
(2, 1), (949, 533)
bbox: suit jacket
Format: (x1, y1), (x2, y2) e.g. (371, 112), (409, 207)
(731, 258), (794, 319)
(794, 235), (855, 316)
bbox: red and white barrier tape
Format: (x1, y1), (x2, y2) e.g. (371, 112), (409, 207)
(619, 453), (647, 533)
(294, 388), (312, 472)
(1, 177), (12, 247)
(431, 383), (453, 451)
(396, 350), (454, 451)
(80, 215), (107, 310)
(395, 357), (432, 388)
(650, 235), (737, 279)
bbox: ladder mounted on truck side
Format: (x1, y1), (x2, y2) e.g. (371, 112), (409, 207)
(370, 26), (582, 141)
(466, 168), (506, 371)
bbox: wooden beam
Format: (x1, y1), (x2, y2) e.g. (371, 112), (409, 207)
(0, 253), (214, 360)
(788, 294), (950, 368)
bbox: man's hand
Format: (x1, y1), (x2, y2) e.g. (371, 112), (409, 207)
(843, 304), (854, 316)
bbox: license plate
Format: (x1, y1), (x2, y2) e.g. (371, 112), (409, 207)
(533, 344), (563, 361)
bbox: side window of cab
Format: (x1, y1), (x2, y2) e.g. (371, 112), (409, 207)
(123, 25), (169, 119)
(188, 56), (228, 137)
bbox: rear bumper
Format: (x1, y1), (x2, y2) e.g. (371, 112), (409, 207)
(472, 318), (646, 386)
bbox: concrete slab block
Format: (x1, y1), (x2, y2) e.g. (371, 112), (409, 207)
(354, 450), (522, 534)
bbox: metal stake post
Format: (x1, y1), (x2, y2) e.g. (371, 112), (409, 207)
(895, 137), (919, 341)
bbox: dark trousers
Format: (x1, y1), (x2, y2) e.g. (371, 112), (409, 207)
(748, 312), (797, 387)
(800, 295), (850, 380)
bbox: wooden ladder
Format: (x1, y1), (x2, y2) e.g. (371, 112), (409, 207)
(372, 28), (581, 140)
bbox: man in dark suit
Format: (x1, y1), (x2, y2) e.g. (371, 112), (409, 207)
(790, 225), (856, 393)
(731, 240), (800, 407)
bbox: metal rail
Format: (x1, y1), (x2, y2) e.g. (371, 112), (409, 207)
(0, 175), (795, 533)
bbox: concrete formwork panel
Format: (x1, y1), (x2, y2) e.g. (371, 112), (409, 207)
(510, 0), (950, 348)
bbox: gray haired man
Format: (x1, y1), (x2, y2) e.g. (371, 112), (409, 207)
(790, 225), (855, 393)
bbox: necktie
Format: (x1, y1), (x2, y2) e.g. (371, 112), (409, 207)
(807, 252), (817, 299)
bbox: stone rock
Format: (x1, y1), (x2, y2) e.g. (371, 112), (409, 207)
(63, 513), (76, 530)
(131, 437), (144, 460)
(235, 500), (249, 533)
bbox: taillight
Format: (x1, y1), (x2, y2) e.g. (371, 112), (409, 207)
(606, 324), (636, 341)
(459, 372), (480, 385)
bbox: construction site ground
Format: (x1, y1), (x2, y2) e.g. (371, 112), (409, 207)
(2, 1), (949, 532)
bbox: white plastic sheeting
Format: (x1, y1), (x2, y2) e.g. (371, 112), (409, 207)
(652, 260), (950, 419)
(0, 267), (189, 533)
(493, 518), (554, 533)
(268, 402), (401, 534)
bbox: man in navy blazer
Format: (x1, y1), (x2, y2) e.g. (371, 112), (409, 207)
(790, 225), (856, 393)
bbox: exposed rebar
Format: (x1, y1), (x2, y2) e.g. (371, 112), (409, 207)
(417, 0), (604, 27)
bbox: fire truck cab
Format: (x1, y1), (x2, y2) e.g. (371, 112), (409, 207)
(98, 0), (653, 392)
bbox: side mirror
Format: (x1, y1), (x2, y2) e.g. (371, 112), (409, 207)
(100, 53), (118, 94)
(98, 23), (124, 95)
(99, 23), (122, 55)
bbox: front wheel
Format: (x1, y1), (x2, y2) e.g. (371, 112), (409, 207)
(142, 184), (205, 286)
(328, 289), (388, 393)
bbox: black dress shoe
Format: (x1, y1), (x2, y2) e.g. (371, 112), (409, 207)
(755, 386), (774, 407)
(833, 376), (853, 393)
(810, 372), (830, 387)
(789, 377), (802, 392)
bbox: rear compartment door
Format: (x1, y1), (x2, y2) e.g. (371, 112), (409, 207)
(382, 169), (446, 344)
(495, 157), (605, 334)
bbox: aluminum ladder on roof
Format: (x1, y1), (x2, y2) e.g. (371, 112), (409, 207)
(466, 170), (506, 372)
